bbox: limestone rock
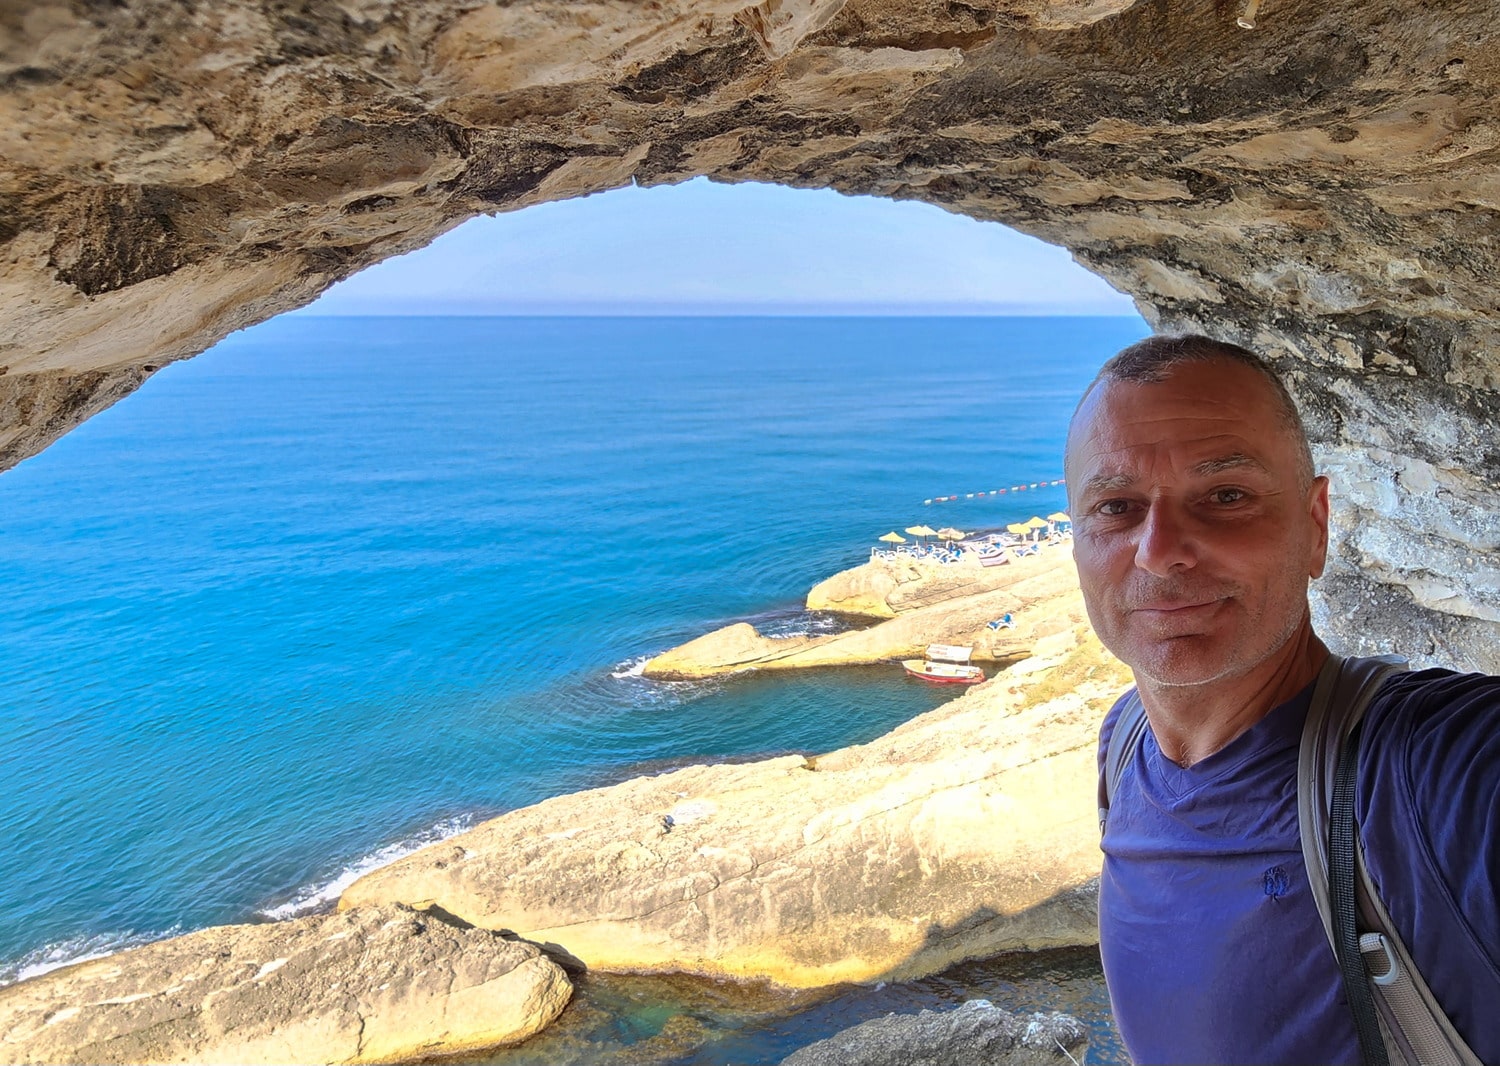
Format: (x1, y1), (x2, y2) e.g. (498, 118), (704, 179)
(806, 562), (902, 618)
(0, 904), (572, 1065)
(342, 622), (1130, 988)
(778, 1001), (1090, 1066)
(643, 621), (823, 678)
(3, 0), (1498, 666)
(645, 547), (1081, 679)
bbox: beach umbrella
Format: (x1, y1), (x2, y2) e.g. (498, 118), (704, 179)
(878, 531), (907, 544)
(1047, 512), (1071, 524)
(1005, 522), (1030, 537)
(936, 527), (967, 541)
(906, 524), (938, 539)
(1025, 516), (1048, 540)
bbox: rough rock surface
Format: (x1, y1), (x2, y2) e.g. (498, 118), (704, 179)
(3, 0), (1499, 669)
(644, 545), (1079, 678)
(0, 904), (572, 1066)
(342, 619), (1130, 987)
(778, 1000), (1089, 1066)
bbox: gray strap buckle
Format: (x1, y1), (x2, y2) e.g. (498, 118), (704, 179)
(1359, 932), (1400, 987)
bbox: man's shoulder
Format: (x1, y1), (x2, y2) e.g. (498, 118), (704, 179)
(1365, 665), (1500, 753)
(1358, 665), (1500, 1058)
(1360, 664), (1500, 835)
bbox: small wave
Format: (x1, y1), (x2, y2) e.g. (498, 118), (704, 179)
(610, 654), (652, 679)
(752, 610), (854, 640)
(609, 653), (727, 700)
(0, 927), (182, 988)
(256, 814), (476, 921)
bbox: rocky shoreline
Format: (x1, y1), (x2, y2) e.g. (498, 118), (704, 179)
(0, 549), (1125, 1064)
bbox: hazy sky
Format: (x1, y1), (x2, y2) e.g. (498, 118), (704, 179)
(307, 177), (1137, 316)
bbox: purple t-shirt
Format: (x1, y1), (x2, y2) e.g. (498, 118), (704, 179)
(1098, 667), (1500, 1065)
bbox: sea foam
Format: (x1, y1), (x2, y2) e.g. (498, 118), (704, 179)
(256, 814), (475, 921)
(0, 927), (182, 988)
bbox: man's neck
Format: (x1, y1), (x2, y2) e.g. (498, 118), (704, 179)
(1136, 625), (1330, 767)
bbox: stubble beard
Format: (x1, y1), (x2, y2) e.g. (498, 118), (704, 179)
(1102, 577), (1310, 691)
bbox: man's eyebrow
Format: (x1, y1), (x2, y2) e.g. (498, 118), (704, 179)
(1081, 472), (1136, 496)
(1192, 453), (1270, 477)
(1079, 455), (1269, 496)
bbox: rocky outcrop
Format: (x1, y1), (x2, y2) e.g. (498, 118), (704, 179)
(342, 619), (1130, 988)
(644, 546), (1078, 679)
(0, 904), (572, 1065)
(778, 1001), (1089, 1066)
(4, 0), (1500, 668)
(807, 548), (1061, 619)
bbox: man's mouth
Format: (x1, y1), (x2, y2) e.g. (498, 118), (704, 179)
(1133, 598), (1222, 613)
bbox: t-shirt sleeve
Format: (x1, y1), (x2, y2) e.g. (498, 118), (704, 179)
(1359, 668), (1500, 1059)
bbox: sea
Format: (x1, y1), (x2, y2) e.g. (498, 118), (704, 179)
(0, 314), (1147, 1062)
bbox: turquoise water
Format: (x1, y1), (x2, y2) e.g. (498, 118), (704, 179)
(0, 315), (1146, 1009)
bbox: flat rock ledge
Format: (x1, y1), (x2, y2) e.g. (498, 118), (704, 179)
(0, 904), (571, 1066)
(643, 547), (1079, 680)
(779, 1000), (1089, 1066)
(342, 616), (1130, 988)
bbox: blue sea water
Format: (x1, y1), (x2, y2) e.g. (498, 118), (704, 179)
(0, 314), (1146, 1005)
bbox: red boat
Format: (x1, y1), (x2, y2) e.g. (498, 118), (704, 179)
(901, 644), (986, 684)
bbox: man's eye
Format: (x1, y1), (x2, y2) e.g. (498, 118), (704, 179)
(1097, 499), (1130, 516)
(1210, 488), (1247, 504)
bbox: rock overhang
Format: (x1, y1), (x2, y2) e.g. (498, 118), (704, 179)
(1, 0), (1496, 667)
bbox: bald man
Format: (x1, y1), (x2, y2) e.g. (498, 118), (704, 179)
(1065, 335), (1498, 1065)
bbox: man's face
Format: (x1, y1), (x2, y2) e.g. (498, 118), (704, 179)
(1064, 359), (1330, 689)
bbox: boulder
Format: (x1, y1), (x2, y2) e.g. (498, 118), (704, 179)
(778, 1000), (1089, 1066)
(0, 904), (572, 1065)
(342, 621), (1131, 988)
(806, 562), (903, 618)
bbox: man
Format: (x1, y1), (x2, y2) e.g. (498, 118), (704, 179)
(1064, 334), (1499, 1064)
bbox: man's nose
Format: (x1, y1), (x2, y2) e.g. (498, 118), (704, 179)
(1134, 501), (1196, 576)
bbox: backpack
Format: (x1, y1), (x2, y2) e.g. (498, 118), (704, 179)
(1097, 653), (1482, 1066)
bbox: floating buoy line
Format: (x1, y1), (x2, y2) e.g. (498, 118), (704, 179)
(923, 478), (1066, 505)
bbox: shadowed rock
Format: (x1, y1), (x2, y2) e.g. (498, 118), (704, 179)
(0, 904), (572, 1065)
(778, 1000), (1089, 1066)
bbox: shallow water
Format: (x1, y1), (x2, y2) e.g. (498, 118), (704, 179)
(465, 947), (1123, 1065)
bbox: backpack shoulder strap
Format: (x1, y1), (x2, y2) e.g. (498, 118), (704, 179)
(1297, 653), (1400, 944)
(1098, 688), (1148, 834)
(1299, 653), (1483, 1066)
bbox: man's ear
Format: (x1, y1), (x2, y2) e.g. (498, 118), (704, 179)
(1308, 475), (1330, 579)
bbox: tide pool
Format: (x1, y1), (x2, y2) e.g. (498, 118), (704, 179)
(0, 314), (1146, 989)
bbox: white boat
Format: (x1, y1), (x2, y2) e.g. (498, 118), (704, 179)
(901, 643), (985, 685)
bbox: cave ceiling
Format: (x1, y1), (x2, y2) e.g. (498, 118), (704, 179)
(1, 0), (1497, 667)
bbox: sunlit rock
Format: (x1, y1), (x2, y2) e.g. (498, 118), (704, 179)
(0, 904), (572, 1065)
(645, 547), (1081, 678)
(341, 617), (1130, 988)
